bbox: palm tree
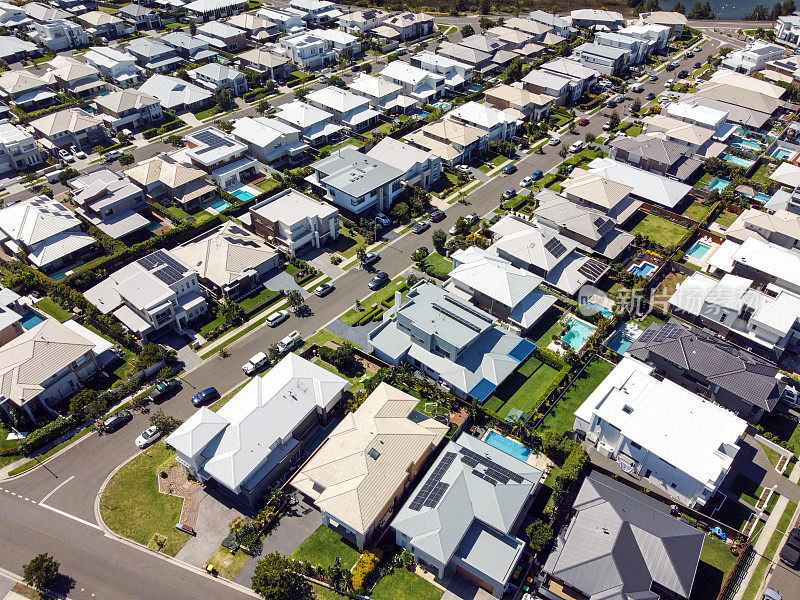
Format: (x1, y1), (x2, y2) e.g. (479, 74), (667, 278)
(508, 414), (529, 442)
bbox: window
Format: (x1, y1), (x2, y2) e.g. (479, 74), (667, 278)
(630, 440), (641, 450)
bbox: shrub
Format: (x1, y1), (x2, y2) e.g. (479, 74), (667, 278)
(22, 416), (76, 454)
(351, 550), (381, 592)
(540, 429), (574, 465)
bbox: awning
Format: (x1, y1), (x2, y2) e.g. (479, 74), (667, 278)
(73, 80), (105, 94)
(177, 180), (216, 203)
(113, 304), (152, 335)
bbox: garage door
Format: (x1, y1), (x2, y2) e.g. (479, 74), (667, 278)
(456, 566), (494, 594)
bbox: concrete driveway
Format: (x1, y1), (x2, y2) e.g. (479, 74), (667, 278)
(441, 574), (494, 600)
(174, 492), (244, 567)
(262, 270), (307, 297)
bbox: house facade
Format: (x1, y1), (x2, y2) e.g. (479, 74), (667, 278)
(93, 89), (163, 133)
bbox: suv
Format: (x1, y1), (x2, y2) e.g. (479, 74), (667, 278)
(429, 209), (445, 223)
(362, 251), (380, 266)
(148, 378), (181, 403)
(412, 220), (430, 234)
(569, 140), (583, 153)
(314, 282), (335, 297)
(374, 213), (391, 227)
(243, 351), (269, 375)
(277, 330), (302, 355)
(105, 150), (123, 162)
(102, 410), (132, 433)
(191, 387), (219, 407)
(780, 528), (800, 568)
(265, 309), (289, 328)
(369, 271), (389, 290)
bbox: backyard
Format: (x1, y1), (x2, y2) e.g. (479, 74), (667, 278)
(34, 297), (71, 322)
(629, 213), (688, 247)
(528, 308), (565, 348)
(681, 202), (713, 222)
(482, 356), (563, 420)
(538, 359), (615, 435)
(689, 535), (739, 600)
(714, 211), (739, 228)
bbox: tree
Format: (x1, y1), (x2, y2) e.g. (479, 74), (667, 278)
(214, 89), (235, 111)
(608, 109), (621, 129)
(256, 98), (271, 115)
(118, 153), (134, 166)
(460, 24), (474, 37)
(245, 70), (262, 90)
(355, 244), (367, 263)
(452, 216), (470, 236)
(746, 3), (770, 19)
(189, 21), (197, 35)
(23, 553), (60, 592)
(327, 75), (345, 88)
(630, 98), (642, 114)
(411, 246), (429, 269)
(294, 87), (309, 100)
(479, 17), (496, 31)
(432, 229), (447, 254)
(252, 553), (314, 600)
(585, 132), (596, 144)
(363, 62), (372, 74)
(526, 520), (553, 552)
(558, 146), (568, 159)
(149, 409), (183, 436)
(167, 134), (184, 147)
(286, 289), (304, 312)
(390, 201), (410, 223)
(69, 389), (98, 421)
(217, 300), (245, 325)
(672, 1), (686, 12)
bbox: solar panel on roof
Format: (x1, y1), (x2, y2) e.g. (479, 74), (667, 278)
(544, 237), (567, 258)
(138, 250), (188, 285)
(578, 259), (607, 281)
(193, 129), (235, 153)
(637, 328), (656, 344)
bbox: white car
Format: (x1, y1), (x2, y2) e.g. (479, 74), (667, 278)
(568, 140), (583, 153)
(243, 351), (269, 375)
(664, 79), (674, 87)
(520, 175), (533, 187)
(456, 164), (471, 173)
(265, 309), (289, 328)
(602, 122), (612, 131)
(59, 149), (74, 163)
(277, 330), (302, 354)
(135, 426), (161, 449)
(547, 137), (561, 146)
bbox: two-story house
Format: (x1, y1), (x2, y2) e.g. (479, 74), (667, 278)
(196, 21), (248, 52)
(29, 107), (106, 153)
(126, 38), (182, 74)
(255, 6), (305, 32)
(0, 70), (56, 112)
(42, 55), (107, 99)
(447, 101), (521, 142)
(410, 51), (473, 93)
(272, 100), (343, 147)
(776, 14), (800, 46)
(572, 42), (629, 76)
(236, 48), (290, 81)
(187, 63), (248, 96)
(118, 4), (160, 29)
(84, 46), (144, 87)
(77, 10), (125, 39)
(382, 11), (433, 41)
(173, 127), (258, 190)
(279, 31), (336, 70)
(161, 31), (213, 61)
(595, 31), (649, 64)
(521, 58), (599, 104)
(608, 134), (703, 181)
(227, 13), (278, 42)
(484, 83), (552, 122)
(366, 137), (441, 190)
(231, 116), (307, 167)
(722, 40), (786, 75)
(313, 28), (361, 58)
(290, 0), (342, 23)
(337, 8), (389, 35)
(405, 118), (488, 166)
(94, 88), (163, 133)
(305, 86), (380, 133)
(125, 155), (216, 211)
(137, 74), (213, 112)
(348, 74), (404, 111)
(184, 0), (248, 22)
(379, 60), (444, 103)
(0, 121), (44, 173)
(31, 19), (89, 52)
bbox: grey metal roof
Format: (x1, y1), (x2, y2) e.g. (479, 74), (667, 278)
(627, 318), (781, 411)
(543, 472), (704, 600)
(313, 148), (403, 198)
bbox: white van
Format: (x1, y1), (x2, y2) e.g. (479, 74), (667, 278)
(631, 82), (644, 93)
(242, 352), (268, 375)
(46, 169), (63, 184)
(569, 140), (583, 154)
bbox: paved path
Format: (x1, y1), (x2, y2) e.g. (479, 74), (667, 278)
(735, 495), (789, 600)
(327, 319), (380, 351)
(261, 270), (306, 296)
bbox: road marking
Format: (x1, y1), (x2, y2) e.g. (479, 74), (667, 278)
(40, 474), (74, 504)
(38, 502), (101, 531)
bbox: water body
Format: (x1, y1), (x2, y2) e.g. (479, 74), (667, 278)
(693, 0), (764, 20)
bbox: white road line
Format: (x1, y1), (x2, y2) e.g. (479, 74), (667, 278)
(40, 474), (74, 504)
(38, 502), (101, 531)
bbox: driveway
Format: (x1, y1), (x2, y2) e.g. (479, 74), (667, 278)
(235, 499), (321, 586)
(297, 246), (345, 280)
(441, 574), (494, 600)
(327, 319), (381, 351)
(174, 491), (244, 567)
(262, 270), (308, 297)
(159, 331), (201, 371)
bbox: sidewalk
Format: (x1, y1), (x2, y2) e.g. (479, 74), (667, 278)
(734, 495), (789, 600)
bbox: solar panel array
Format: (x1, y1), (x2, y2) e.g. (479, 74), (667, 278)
(460, 448), (525, 484)
(637, 326), (657, 344)
(408, 452), (457, 511)
(193, 130), (235, 154)
(652, 321), (683, 343)
(544, 237), (567, 259)
(577, 258), (607, 281)
(594, 217), (614, 238)
(139, 250), (189, 285)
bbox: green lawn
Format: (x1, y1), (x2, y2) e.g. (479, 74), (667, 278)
(728, 473), (763, 507)
(34, 297), (71, 322)
(630, 214), (688, 247)
(482, 357), (562, 420)
(741, 501), (798, 600)
(160, 204), (191, 222)
(538, 359), (614, 435)
(290, 525), (361, 571)
(693, 172), (714, 190)
(331, 229), (365, 259)
(255, 178), (280, 194)
(714, 211), (738, 228)
(238, 288), (280, 313)
(99, 442), (191, 556)
(423, 253), (452, 280)
(758, 442), (782, 469)
(528, 308), (565, 348)
(682, 202), (713, 222)
(340, 277), (409, 325)
(207, 546), (250, 580)
(633, 313), (665, 330)
(193, 106), (220, 120)
(751, 163), (773, 187)
(370, 568), (443, 600)
(689, 535), (738, 600)
(758, 411), (800, 457)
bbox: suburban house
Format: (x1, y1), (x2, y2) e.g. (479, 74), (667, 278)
(289, 0), (342, 24)
(707, 237), (800, 295)
(594, 31), (649, 64)
(0, 121), (44, 173)
(0, 71), (55, 112)
(168, 353), (349, 508)
(393, 434), (542, 598)
(574, 355), (748, 508)
(366, 137), (441, 190)
(172, 127), (258, 190)
(570, 9), (625, 30)
(540, 472), (703, 600)
(187, 63), (248, 97)
(522, 58), (599, 104)
(312, 28), (361, 57)
(77, 10), (125, 39)
(42, 56), (107, 99)
(337, 8), (390, 35)
(231, 116), (307, 167)
(171, 221), (280, 300)
(627, 318), (782, 423)
(488, 215), (610, 296)
(446, 246), (557, 334)
(305, 86), (381, 133)
(560, 171), (639, 225)
(0, 195), (95, 273)
(348, 74), (404, 111)
(196, 21), (248, 52)
(118, 4), (161, 29)
(161, 31), (214, 61)
(0, 2), (30, 27)
(725, 208), (800, 249)
(137, 74), (213, 112)
(664, 100), (730, 132)
(236, 48), (290, 81)
(587, 157), (691, 210)
(484, 83), (552, 122)
(369, 280), (537, 401)
(184, 0), (248, 21)
(0, 287), (24, 349)
(618, 23), (671, 53)
(776, 14), (800, 46)
(93, 89), (163, 133)
(722, 40), (785, 74)
(226, 13), (278, 42)
(125, 155), (216, 211)
(31, 19), (89, 51)
(0, 319), (99, 424)
(447, 101), (521, 141)
(246, 188), (339, 253)
(24, 3), (72, 23)
(608, 134), (704, 181)
(641, 114), (717, 155)
(405, 118), (488, 166)
(529, 10), (571, 37)
(84, 46), (144, 87)
(0, 37), (39, 64)
(436, 41), (494, 75)
(379, 61), (445, 103)
(69, 168), (150, 242)
(694, 70), (784, 124)
(381, 11), (433, 41)
(126, 38), (182, 74)
(305, 148), (404, 215)
(290, 382), (448, 550)
(255, 6), (305, 32)
(572, 42), (629, 76)
(533, 190), (635, 261)
(29, 108), (106, 153)
(84, 249), (208, 343)
(279, 32), (336, 70)
(272, 100), (342, 147)
(410, 51), (473, 92)
(640, 10), (687, 37)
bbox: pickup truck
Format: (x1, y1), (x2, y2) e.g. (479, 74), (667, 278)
(243, 351), (269, 375)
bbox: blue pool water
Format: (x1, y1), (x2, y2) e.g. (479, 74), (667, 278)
(707, 177), (730, 192)
(417, 111), (430, 118)
(18, 311), (45, 330)
(230, 189), (255, 201)
(562, 318), (596, 351)
(754, 192), (771, 203)
(484, 431), (531, 462)
(734, 138), (762, 150)
(582, 302), (613, 318)
(723, 154), (754, 168)
(628, 261), (657, 278)
(208, 199), (231, 211)
(605, 326), (638, 355)
(772, 147), (794, 160)
(686, 241), (711, 259)
(50, 272), (66, 281)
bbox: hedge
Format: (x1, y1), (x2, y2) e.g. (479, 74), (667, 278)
(23, 416), (76, 454)
(351, 550), (381, 593)
(533, 347), (566, 370)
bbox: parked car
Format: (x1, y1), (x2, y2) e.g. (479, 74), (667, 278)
(70, 145), (87, 160)
(135, 426), (162, 449)
(569, 140), (583, 153)
(465, 212), (480, 224)
(606, 100), (617, 109)
(276, 330), (302, 355)
(362, 251), (380, 266)
(530, 170), (543, 181)
(578, 118), (589, 126)
(520, 175), (533, 187)
(191, 387), (219, 407)
(548, 137), (561, 146)
(646, 92), (656, 100)
(148, 378), (181, 403)
(102, 410), (132, 432)
(265, 309), (289, 328)
(763, 589), (782, 600)
(59, 149), (74, 163)
(105, 150), (123, 162)
(455, 164), (471, 173)
(369, 271), (389, 290)
(429, 209), (445, 222)
(503, 164), (517, 175)
(630, 82), (644, 93)
(314, 282), (335, 297)
(374, 212), (391, 227)
(602, 121), (612, 131)
(243, 351), (269, 375)
(664, 79), (674, 87)
(502, 188), (516, 199)
(686, 51), (694, 58)
(780, 528), (800, 568)
(412, 220), (430, 234)
(650, 74), (658, 82)
(448, 223), (460, 235)
(694, 61), (702, 69)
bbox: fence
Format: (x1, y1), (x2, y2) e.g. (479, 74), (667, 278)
(716, 542), (753, 600)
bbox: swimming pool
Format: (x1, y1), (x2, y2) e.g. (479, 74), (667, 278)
(628, 261), (657, 278)
(772, 147), (795, 161)
(417, 111), (430, 118)
(582, 302), (613, 318)
(230, 189), (255, 201)
(733, 138), (762, 151)
(484, 431), (531, 462)
(754, 192), (771, 203)
(723, 154), (754, 168)
(208, 199), (231, 211)
(18, 311), (45, 330)
(707, 177), (730, 192)
(686, 240), (711, 259)
(605, 326), (639, 355)
(562, 318), (597, 351)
